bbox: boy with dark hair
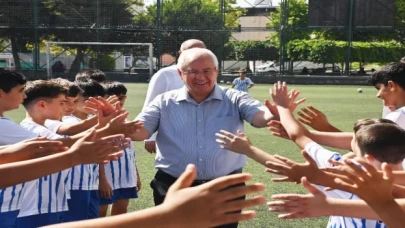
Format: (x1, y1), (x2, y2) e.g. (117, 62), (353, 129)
(15, 80), (72, 227)
(16, 80), (132, 227)
(99, 81), (140, 217)
(45, 78), (99, 136)
(75, 69), (106, 83)
(61, 78), (106, 221)
(103, 81), (127, 108)
(0, 70), (33, 227)
(0, 71), (132, 227)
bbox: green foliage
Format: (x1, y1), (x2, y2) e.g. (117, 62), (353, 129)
(288, 39), (405, 63)
(224, 41), (279, 61)
(267, 0), (309, 43)
(134, 0), (245, 56)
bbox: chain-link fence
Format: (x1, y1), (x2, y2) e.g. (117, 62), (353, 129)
(0, 0), (404, 82)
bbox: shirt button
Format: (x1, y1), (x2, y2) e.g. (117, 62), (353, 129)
(199, 159), (203, 162)
(198, 119), (201, 122)
(199, 146), (203, 148)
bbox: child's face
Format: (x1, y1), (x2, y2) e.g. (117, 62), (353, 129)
(41, 94), (66, 121)
(64, 95), (80, 116)
(375, 82), (397, 111)
(75, 96), (88, 114)
(117, 94), (127, 108)
(0, 84), (26, 112)
(350, 135), (362, 158)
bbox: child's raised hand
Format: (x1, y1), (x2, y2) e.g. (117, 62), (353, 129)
(268, 177), (329, 219)
(267, 120), (291, 140)
(163, 164), (265, 228)
(265, 151), (321, 184)
(270, 81), (289, 108)
(330, 158), (395, 204)
(215, 130), (252, 154)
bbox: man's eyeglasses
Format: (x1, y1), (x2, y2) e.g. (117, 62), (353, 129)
(181, 68), (216, 77)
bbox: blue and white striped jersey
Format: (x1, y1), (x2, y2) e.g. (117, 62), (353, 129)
(104, 142), (137, 190)
(18, 119), (70, 217)
(0, 118), (37, 213)
(304, 142), (387, 228)
(232, 77), (254, 92)
(62, 115), (99, 190)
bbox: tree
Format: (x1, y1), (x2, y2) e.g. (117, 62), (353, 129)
(224, 41), (278, 61)
(134, 0), (244, 59)
(42, 0), (143, 72)
(267, 0), (309, 44)
(0, 0), (53, 70)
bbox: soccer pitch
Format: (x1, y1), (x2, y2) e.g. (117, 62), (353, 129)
(5, 83), (382, 228)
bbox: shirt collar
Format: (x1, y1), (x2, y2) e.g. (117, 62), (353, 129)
(176, 84), (223, 103)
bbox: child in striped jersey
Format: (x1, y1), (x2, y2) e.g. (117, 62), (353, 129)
(43, 78), (96, 222)
(15, 80), (72, 227)
(62, 78), (107, 221)
(99, 81), (140, 216)
(0, 70), (37, 228)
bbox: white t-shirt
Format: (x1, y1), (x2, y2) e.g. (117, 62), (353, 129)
(61, 115), (98, 191)
(232, 77), (254, 92)
(44, 120), (64, 134)
(18, 119), (70, 217)
(104, 142), (137, 190)
(304, 142), (387, 228)
(384, 106), (405, 170)
(382, 106), (391, 118)
(142, 65), (184, 141)
(0, 117), (38, 213)
(384, 107), (405, 128)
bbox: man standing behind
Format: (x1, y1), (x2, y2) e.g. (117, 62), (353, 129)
(142, 39), (206, 153)
(232, 68), (254, 92)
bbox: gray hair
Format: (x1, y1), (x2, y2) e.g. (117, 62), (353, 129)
(177, 48), (218, 71)
(180, 39), (206, 52)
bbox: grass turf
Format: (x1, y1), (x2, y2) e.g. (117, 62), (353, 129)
(5, 83), (382, 228)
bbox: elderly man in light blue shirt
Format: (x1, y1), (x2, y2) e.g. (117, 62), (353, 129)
(131, 48), (273, 227)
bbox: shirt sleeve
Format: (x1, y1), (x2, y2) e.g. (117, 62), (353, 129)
(0, 119), (38, 145)
(248, 78), (254, 85)
(304, 142), (342, 168)
(237, 93), (264, 124)
(44, 120), (64, 134)
(232, 78), (237, 85)
(384, 109), (405, 129)
(142, 70), (169, 112)
(135, 97), (162, 136)
(62, 116), (81, 125)
(36, 126), (64, 140)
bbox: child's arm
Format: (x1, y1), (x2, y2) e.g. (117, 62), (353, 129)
(136, 167), (141, 191)
(0, 138), (67, 164)
(216, 130), (287, 166)
(58, 112), (143, 147)
(271, 82), (313, 149)
(297, 105), (342, 132)
(45, 164), (266, 228)
(270, 160), (405, 228)
(99, 164), (113, 200)
(56, 115), (98, 136)
(268, 119), (353, 150)
(270, 178), (405, 228)
(0, 130), (129, 189)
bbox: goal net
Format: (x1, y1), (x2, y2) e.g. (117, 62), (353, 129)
(45, 42), (153, 79)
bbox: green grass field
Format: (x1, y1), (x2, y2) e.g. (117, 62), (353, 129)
(4, 83), (383, 228)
